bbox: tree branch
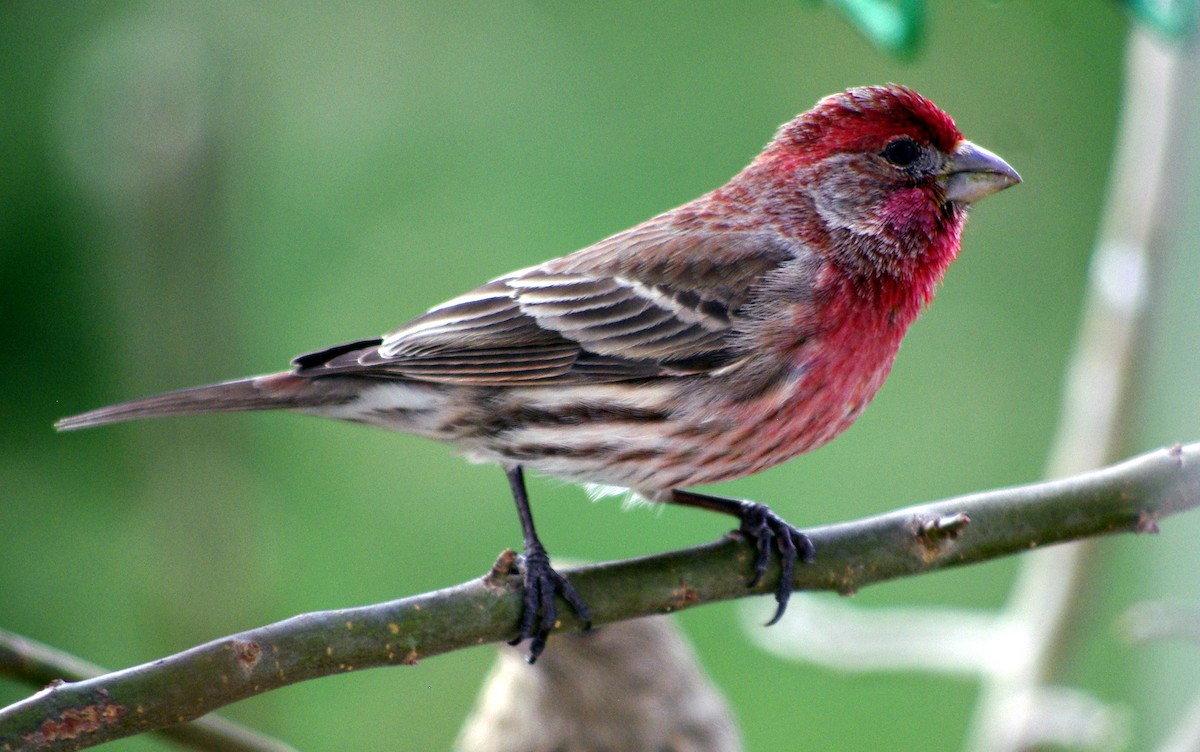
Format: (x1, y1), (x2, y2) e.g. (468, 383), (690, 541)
(3, 442), (1198, 752)
(0, 630), (297, 752)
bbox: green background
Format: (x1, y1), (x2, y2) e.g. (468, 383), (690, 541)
(3, 2), (1195, 750)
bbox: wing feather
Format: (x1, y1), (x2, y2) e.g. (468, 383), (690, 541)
(293, 221), (799, 386)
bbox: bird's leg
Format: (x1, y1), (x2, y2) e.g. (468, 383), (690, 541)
(505, 465), (592, 661)
(665, 489), (815, 625)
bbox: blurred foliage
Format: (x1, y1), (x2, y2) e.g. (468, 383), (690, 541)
(1119, 0), (1196, 38)
(826, 0), (926, 58)
(827, 0), (1195, 59)
(3, 1), (1181, 750)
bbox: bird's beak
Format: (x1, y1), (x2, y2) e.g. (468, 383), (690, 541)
(941, 141), (1021, 204)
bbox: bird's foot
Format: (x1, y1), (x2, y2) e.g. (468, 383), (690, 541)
(510, 541), (591, 662)
(734, 501), (815, 625)
(665, 489), (815, 624)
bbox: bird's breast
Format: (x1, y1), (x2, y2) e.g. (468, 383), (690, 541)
(708, 280), (914, 479)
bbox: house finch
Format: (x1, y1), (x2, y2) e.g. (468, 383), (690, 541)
(57, 84), (1020, 660)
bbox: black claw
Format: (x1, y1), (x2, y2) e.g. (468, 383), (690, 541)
(508, 542), (592, 663)
(668, 489), (815, 625)
(798, 533), (816, 563)
(734, 501), (813, 626)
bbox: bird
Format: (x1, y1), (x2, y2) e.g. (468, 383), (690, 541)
(456, 616), (743, 752)
(57, 84), (1020, 660)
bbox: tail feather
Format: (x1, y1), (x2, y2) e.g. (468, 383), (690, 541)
(54, 372), (358, 431)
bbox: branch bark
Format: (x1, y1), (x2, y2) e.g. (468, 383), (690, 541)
(3, 442), (1198, 752)
(0, 630), (297, 752)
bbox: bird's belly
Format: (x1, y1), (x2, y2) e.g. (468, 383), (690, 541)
(636, 360), (890, 489)
(457, 344), (897, 492)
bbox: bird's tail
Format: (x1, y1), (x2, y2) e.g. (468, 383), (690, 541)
(54, 372), (360, 431)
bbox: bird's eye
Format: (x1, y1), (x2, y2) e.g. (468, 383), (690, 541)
(882, 138), (920, 167)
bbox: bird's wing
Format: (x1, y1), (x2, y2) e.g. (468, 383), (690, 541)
(293, 225), (795, 386)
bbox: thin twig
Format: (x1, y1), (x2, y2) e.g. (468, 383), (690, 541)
(1, 442), (1197, 752)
